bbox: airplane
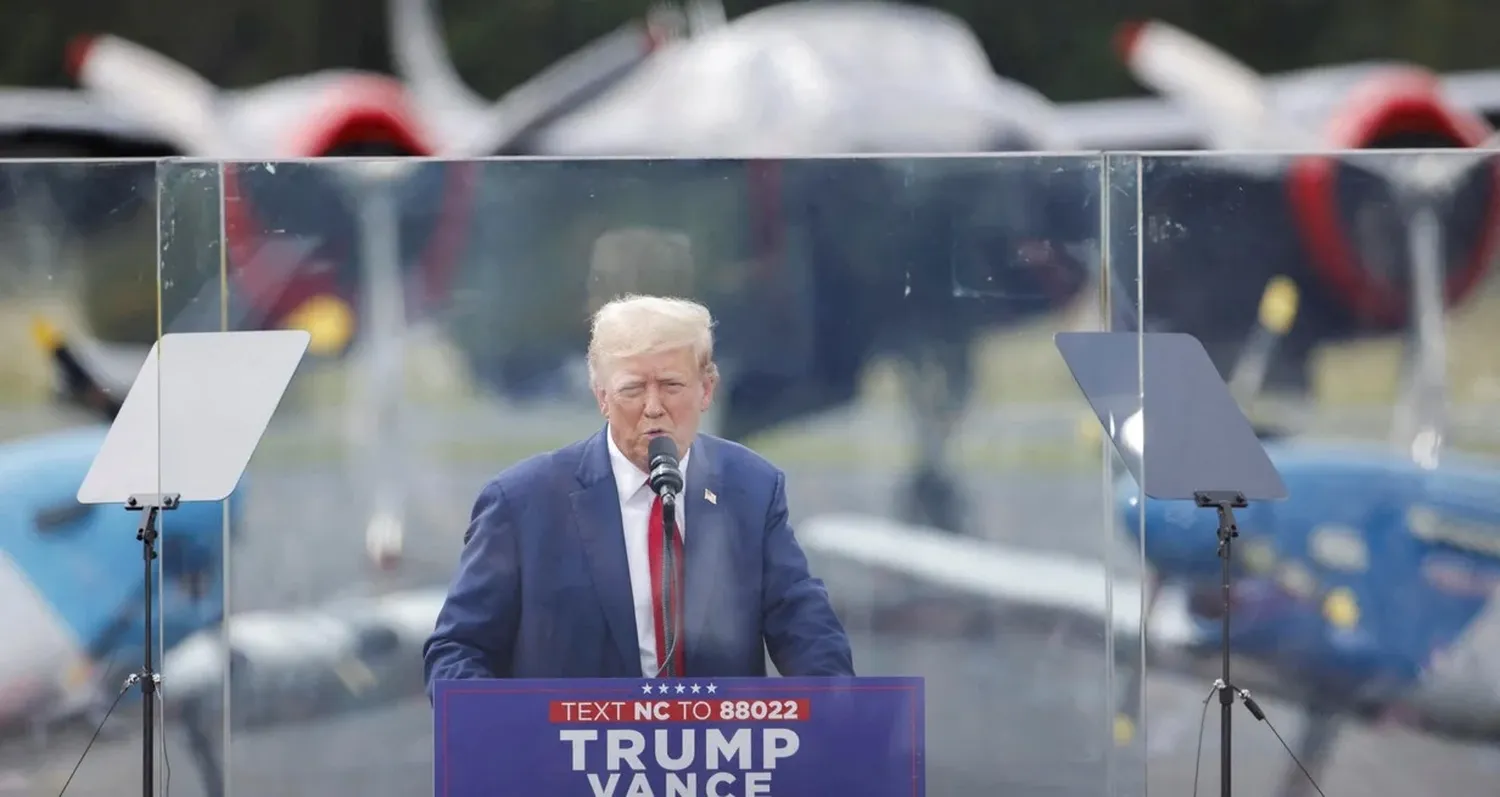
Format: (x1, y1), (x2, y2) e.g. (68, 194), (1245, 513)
(792, 266), (1500, 797)
(11, 10), (1500, 790)
(159, 586), (447, 796)
(1105, 180), (1500, 794)
(11, 31), (489, 355)
(383, 1), (1500, 538)
(0, 4), (692, 574)
(788, 150), (1500, 797)
(0, 319), (244, 751)
(21, 3), (1500, 548)
(1097, 20), (1500, 401)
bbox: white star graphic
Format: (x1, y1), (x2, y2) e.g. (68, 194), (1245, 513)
(706, 683), (718, 694)
(674, 684), (686, 694)
(641, 684), (653, 694)
(690, 684), (701, 694)
(657, 684), (669, 694)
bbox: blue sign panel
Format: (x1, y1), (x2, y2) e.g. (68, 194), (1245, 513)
(434, 676), (924, 796)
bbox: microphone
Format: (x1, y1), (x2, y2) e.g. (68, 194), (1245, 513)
(648, 436), (684, 505)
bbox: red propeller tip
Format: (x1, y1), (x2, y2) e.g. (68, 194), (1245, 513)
(65, 35), (98, 78)
(1112, 22), (1146, 61)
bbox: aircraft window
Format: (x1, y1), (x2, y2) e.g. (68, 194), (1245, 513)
(32, 501), (95, 534)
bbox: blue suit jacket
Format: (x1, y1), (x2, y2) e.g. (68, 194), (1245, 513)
(423, 428), (854, 691)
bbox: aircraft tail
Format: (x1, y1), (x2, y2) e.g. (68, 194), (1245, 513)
(29, 317), (124, 422)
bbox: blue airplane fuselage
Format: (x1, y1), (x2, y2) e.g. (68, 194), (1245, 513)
(0, 424), (240, 712)
(1117, 439), (1500, 704)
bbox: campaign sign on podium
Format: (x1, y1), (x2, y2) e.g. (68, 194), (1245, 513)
(434, 676), (924, 796)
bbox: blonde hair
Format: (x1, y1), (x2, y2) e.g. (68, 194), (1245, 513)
(587, 294), (718, 389)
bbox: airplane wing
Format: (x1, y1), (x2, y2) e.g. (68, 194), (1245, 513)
(162, 587), (445, 727)
(1057, 67), (1500, 153)
(0, 87), (172, 151)
(1055, 96), (1200, 150)
(797, 512), (1146, 636)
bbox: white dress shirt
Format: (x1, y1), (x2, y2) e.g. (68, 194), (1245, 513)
(607, 430), (689, 677)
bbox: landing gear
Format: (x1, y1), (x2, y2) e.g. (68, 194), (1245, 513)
(896, 464), (968, 535)
(894, 340), (973, 535)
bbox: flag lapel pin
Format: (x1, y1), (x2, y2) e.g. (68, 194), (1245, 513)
(704, 489), (717, 505)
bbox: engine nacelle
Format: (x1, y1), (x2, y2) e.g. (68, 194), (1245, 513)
(214, 75), (477, 356)
(1287, 66), (1500, 326)
(1133, 67), (1500, 394)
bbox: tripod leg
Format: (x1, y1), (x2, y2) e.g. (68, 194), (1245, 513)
(1275, 708), (1339, 797)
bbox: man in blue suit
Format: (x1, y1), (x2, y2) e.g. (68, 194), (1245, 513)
(424, 294), (854, 688)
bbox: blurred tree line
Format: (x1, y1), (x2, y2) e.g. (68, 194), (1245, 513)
(0, 0), (1497, 104)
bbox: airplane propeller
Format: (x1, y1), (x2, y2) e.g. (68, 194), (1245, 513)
(1228, 275), (1301, 406)
(66, 35), (230, 156)
(1114, 20), (1315, 152)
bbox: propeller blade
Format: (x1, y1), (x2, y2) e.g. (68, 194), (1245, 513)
(1391, 203), (1448, 467)
(1227, 275), (1300, 406)
(1114, 20), (1309, 150)
(685, 0), (727, 34)
(67, 34), (226, 156)
(386, 0), (493, 153)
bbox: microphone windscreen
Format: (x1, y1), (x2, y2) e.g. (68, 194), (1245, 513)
(648, 435), (678, 465)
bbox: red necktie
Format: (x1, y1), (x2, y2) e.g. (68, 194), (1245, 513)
(648, 493), (686, 677)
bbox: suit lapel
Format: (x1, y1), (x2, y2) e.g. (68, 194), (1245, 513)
(570, 428), (640, 673)
(683, 436), (727, 672)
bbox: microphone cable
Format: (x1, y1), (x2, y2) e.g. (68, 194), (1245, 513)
(653, 522), (683, 679)
(157, 686), (172, 797)
(1189, 682), (1328, 797)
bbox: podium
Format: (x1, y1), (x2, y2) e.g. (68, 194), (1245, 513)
(433, 676), (925, 796)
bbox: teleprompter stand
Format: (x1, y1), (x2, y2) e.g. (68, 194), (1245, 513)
(1055, 331), (1288, 797)
(75, 330), (312, 797)
(125, 491), (178, 797)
